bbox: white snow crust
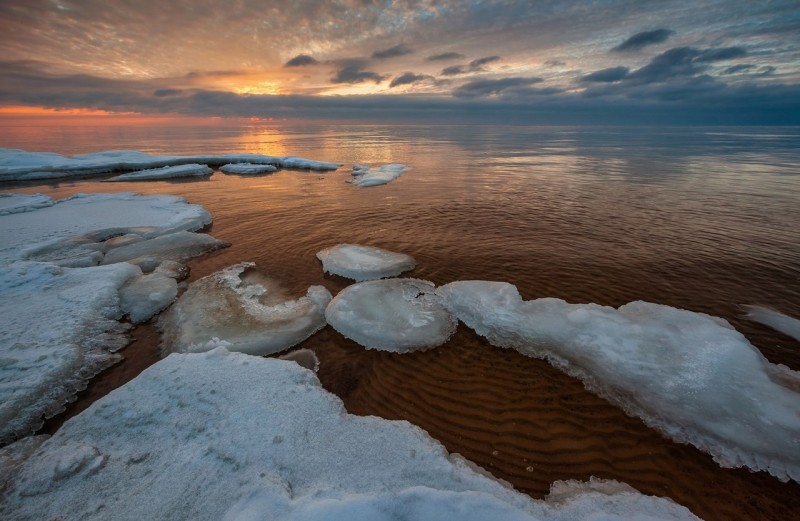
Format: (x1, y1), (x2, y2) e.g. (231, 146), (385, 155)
(0, 350), (700, 521)
(0, 148), (341, 181)
(349, 163), (407, 187)
(743, 305), (800, 342)
(325, 278), (456, 352)
(437, 281), (800, 483)
(219, 163), (278, 175)
(159, 263), (332, 356)
(105, 163), (213, 181)
(316, 243), (416, 281)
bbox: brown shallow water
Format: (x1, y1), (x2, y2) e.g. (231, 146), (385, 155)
(4, 123), (800, 520)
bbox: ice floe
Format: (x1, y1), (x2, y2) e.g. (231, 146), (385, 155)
(743, 305), (800, 342)
(0, 193), (54, 215)
(349, 163), (407, 187)
(0, 350), (700, 521)
(118, 272), (178, 324)
(100, 231), (228, 266)
(325, 278), (456, 352)
(316, 243), (416, 281)
(0, 148), (341, 181)
(437, 281), (800, 482)
(159, 263), (332, 356)
(105, 163), (213, 182)
(219, 163), (278, 175)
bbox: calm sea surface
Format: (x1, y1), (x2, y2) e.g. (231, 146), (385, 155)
(2, 123), (800, 520)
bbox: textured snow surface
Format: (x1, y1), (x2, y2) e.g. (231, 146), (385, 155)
(437, 281), (800, 483)
(220, 163), (278, 175)
(349, 163), (407, 187)
(0, 193), (54, 215)
(105, 163), (213, 181)
(325, 278), (456, 352)
(0, 148), (341, 181)
(160, 263), (332, 356)
(0, 351), (700, 521)
(118, 272), (178, 324)
(743, 305), (800, 342)
(316, 243), (416, 281)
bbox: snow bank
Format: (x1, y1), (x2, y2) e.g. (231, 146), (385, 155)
(0, 148), (341, 182)
(219, 163), (278, 175)
(0, 350), (700, 521)
(105, 163), (213, 182)
(325, 278), (456, 352)
(316, 243), (416, 281)
(349, 163), (407, 187)
(159, 263), (332, 356)
(743, 305), (800, 342)
(437, 281), (800, 483)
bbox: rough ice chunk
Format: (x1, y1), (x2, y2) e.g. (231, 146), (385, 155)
(743, 305), (800, 342)
(316, 243), (416, 281)
(325, 278), (456, 352)
(278, 348), (320, 372)
(349, 163), (407, 187)
(437, 281), (800, 483)
(219, 163), (278, 175)
(101, 231), (229, 266)
(0, 261), (139, 444)
(0, 194), (55, 215)
(279, 156), (341, 170)
(119, 272), (178, 324)
(105, 163), (213, 182)
(0, 351), (699, 521)
(159, 263), (332, 356)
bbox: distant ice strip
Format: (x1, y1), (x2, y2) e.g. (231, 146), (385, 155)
(219, 163), (278, 175)
(105, 163), (213, 182)
(316, 243), (416, 281)
(349, 163), (407, 187)
(437, 281), (800, 483)
(0, 148), (341, 182)
(743, 305), (800, 342)
(159, 263), (332, 356)
(0, 350), (700, 521)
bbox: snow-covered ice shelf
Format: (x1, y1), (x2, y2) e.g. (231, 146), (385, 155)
(105, 163), (213, 182)
(219, 163), (279, 175)
(316, 243), (416, 281)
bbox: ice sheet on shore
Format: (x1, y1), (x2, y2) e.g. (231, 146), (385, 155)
(0, 350), (700, 521)
(349, 163), (407, 187)
(316, 243), (416, 281)
(0, 148), (341, 181)
(219, 163), (278, 175)
(325, 278), (456, 352)
(159, 263), (332, 356)
(105, 163), (213, 182)
(437, 281), (800, 483)
(0, 193), (54, 215)
(743, 305), (800, 342)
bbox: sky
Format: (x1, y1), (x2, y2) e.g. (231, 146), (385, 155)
(0, 0), (799, 124)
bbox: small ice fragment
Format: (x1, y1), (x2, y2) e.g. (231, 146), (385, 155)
(349, 163), (407, 187)
(159, 263), (332, 356)
(743, 305), (800, 342)
(278, 348), (320, 372)
(325, 278), (456, 352)
(316, 243), (415, 281)
(119, 272), (178, 324)
(105, 164), (213, 182)
(219, 163), (278, 175)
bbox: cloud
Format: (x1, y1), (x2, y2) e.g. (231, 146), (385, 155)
(440, 56), (503, 76)
(612, 29), (675, 52)
(426, 52), (465, 62)
(581, 66), (630, 83)
(153, 88), (183, 97)
(284, 54), (318, 67)
(723, 64), (756, 74)
(627, 46), (747, 83)
(545, 60), (566, 67)
(441, 65), (467, 76)
(389, 72), (433, 88)
(372, 44), (413, 60)
(453, 76), (543, 98)
(469, 56), (502, 68)
(331, 59), (386, 84)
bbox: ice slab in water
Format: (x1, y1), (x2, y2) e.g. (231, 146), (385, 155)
(101, 231), (229, 266)
(316, 243), (415, 281)
(119, 272), (178, 324)
(0, 350), (700, 521)
(437, 280), (800, 483)
(0, 194), (55, 215)
(743, 305), (800, 342)
(159, 263), (332, 356)
(278, 348), (320, 372)
(279, 156), (341, 170)
(0, 261), (139, 444)
(219, 163), (278, 175)
(325, 278), (456, 352)
(349, 163), (407, 187)
(105, 163), (213, 182)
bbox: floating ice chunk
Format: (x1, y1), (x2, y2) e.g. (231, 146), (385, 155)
(0, 194), (55, 215)
(278, 348), (320, 372)
(325, 278), (456, 352)
(278, 156), (341, 170)
(0, 261), (139, 444)
(743, 305), (800, 342)
(437, 281), (800, 483)
(105, 163), (213, 182)
(119, 272), (178, 324)
(349, 163), (407, 187)
(316, 243), (416, 281)
(1, 351), (699, 521)
(159, 263), (332, 356)
(101, 231), (229, 265)
(219, 163), (278, 175)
